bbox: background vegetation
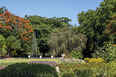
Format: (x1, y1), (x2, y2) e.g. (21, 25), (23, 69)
(0, 0), (116, 63)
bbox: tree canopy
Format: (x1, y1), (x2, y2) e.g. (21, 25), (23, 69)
(0, 10), (34, 56)
(0, 0), (116, 61)
(25, 15), (72, 56)
(47, 28), (87, 56)
(77, 0), (116, 57)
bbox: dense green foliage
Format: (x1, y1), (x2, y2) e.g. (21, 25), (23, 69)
(92, 42), (116, 62)
(0, 34), (6, 57)
(0, 9), (34, 57)
(6, 36), (21, 56)
(77, 0), (116, 58)
(0, 6), (7, 14)
(25, 15), (72, 56)
(70, 51), (83, 59)
(47, 29), (87, 56)
(0, 34), (5, 49)
(58, 62), (116, 77)
(0, 1), (116, 77)
(0, 0), (116, 62)
(0, 63), (58, 77)
(105, 13), (116, 44)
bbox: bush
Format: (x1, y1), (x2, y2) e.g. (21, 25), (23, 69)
(105, 61), (116, 77)
(61, 69), (94, 77)
(84, 58), (105, 63)
(0, 63), (58, 77)
(59, 63), (94, 77)
(70, 51), (83, 59)
(59, 53), (85, 64)
(92, 42), (116, 62)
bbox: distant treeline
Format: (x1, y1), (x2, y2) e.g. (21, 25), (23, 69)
(0, 0), (116, 62)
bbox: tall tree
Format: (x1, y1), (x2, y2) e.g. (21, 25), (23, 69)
(26, 15), (72, 56)
(105, 13), (116, 44)
(77, 0), (116, 57)
(0, 11), (34, 56)
(0, 34), (6, 58)
(47, 28), (87, 56)
(0, 6), (7, 14)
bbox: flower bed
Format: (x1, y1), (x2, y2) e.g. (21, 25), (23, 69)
(84, 58), (105, 63)
(58, 62), (116, 77)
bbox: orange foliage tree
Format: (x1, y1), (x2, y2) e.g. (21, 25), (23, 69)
(105, 13), (116, 44)
(0, 11), (34, 55)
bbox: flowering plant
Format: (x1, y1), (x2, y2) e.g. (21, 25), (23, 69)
(0, 11), (34, 55)
(60, 53), (85, 64)
(0, 11), (34, 45)
(84, 58), (105, 63)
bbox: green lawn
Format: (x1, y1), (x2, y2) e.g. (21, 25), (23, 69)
(0, 58), (59, 66)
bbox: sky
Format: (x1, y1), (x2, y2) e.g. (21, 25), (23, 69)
(0, 0), (103, 26)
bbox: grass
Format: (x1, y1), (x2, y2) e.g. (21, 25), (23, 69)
(0, 58), (59, 66)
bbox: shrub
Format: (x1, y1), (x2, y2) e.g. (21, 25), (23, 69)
(105, 61), (116, 77)
(59, 63), (97, 77)
(84, 58), (105, 63)
(59, 53), (85, 64)
(70, 51), (83, 59)
(92, 42), (116, 62)
(0, 63), (58, 77)
(92, 46), (108, 59)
